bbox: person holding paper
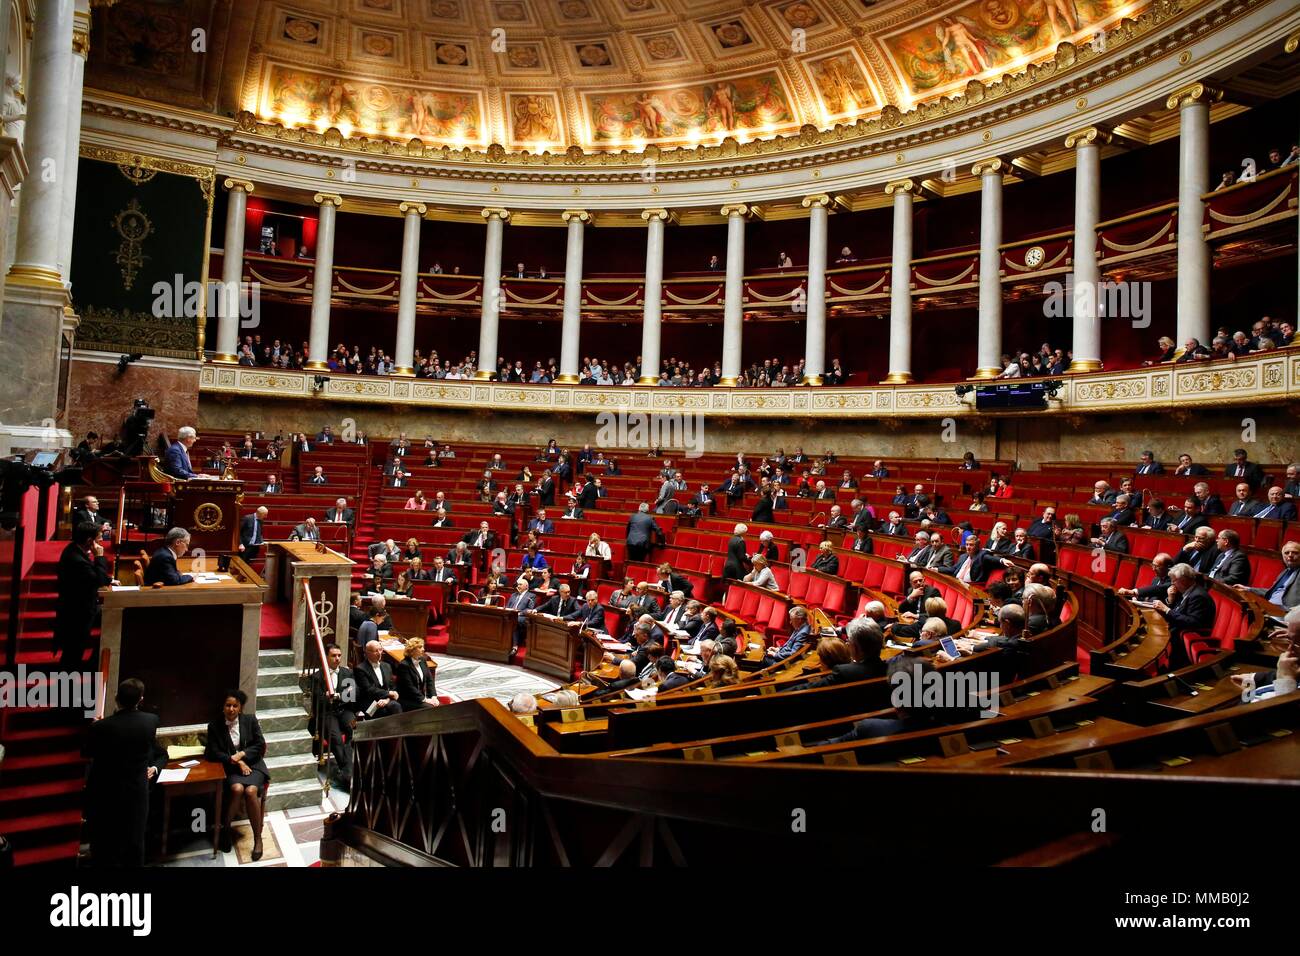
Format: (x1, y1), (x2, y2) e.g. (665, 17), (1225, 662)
(355, 639), (403, 719)
(84, 678), (166, 867)
(205, 688), (270, 859)
(144, 528), (195, 586)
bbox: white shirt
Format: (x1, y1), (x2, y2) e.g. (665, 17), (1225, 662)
(226, 719), (240, 749)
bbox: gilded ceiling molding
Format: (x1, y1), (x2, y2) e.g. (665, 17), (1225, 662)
(640, 208), (670, 222)
(481, 207), (511, 221)
(719, 203), (750, 217)
(1065, 126), (1112, 149)
(223, 178), (253, 193)
(79, 144), (215, 186)
(970, 158), (1006, 177)
(1287, 29), (1300, 52)
(801, 194), (832, 208)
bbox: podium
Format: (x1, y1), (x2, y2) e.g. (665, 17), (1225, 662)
(524, 613), (583, 681)
(263, 541), (353, 670)
(172, 478), (243, 553)
(446, 602), (517, 664)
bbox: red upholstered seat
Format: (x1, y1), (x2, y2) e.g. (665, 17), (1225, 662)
(771, 566), (791, 591)
(786, 574), (810, 600)
(723, 586), (744, 613)
(739, 589), (761, 621)
(804, 576), (828, 605)
(1250, 555), (1282, 589)
(863, 561), (886, 589)
(1112, 561), (1139, 591)
(821, 580), (848, 616)
(1182, 590), (1246, 664)
(880, 565), (905, 595)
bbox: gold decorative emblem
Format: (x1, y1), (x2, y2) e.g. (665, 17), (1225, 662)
(194, 502), (224, 531)
(1024, 246), (1045, 268)
(111, 198), (154, 290)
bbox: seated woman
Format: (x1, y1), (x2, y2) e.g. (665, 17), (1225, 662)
(541, 438), (559, 461)
(529, 566), (555, 593)
(262, 474), (281, 494)
(570, 554), (592, 585)
(204, 689), (270, 859)
(585, 532), (612, 561)
(518, 464), (533, 483)
(520, 544), (548, 574)
(705, 654), (740, 687)
(851, 526), (874, 553)
(391, 569), (415, 598)
(744, 553), (778, 590)
(406, 556), (430, 580)
(402, 537), (422, 562)
(1059, 513), (1087, 546)
(987, 521), (1014, 555)
(405, 490), (428, 510)
(993, 476), (1014, 498)
(396, 637), (439, 711)
(811, 540), (839, 575)
(969, 492), (989, 512)
(960, 451), (979, 470)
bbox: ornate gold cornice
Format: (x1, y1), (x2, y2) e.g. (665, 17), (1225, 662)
(78, 145), (215, 188)
(641, 208), (670, 222)
(223, 178), (254, 193)
(561, 209), (591, 224)
(313, 192), (342, 206)
(720, 203), (750, 217)
(1287, 30), (1300, 53)
(884, 179), (915, 195)
(398, 201), (428, 216)
(481, 207), (510, 221)
(1065, 127), (1112, 149)
(72, 28), (90, 58)
(1165, 82), (1225, 110)
(801, 194), (832, 208)
(970, 158), (1006, 177)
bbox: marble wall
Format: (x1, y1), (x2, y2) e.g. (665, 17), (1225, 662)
(196, 392), (1300, 468)
(68, 353), (200, 448)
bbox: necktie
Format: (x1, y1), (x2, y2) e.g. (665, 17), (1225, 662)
(1258, 506), (1274, 518)
(1211, 554), (1227, 577)
(1237, 465), (1243, 477)
(1268, 569), (1296, 604)
(958, 558), (972, 583)
(252, 520), (261, 545)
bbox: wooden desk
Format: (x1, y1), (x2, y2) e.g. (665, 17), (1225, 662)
(157, 758), (225, 859)
(446, 602), (517, 663)
(172, 479), (243, 553)
(263, 541), (353, 670)
(525, 613), (582, 681)
(363, 595), (430, 642)
(100, 556), (265, 730)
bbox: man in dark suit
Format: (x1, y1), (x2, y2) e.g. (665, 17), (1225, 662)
(1172, 497), (1213, 535)
(900, 531), (933, 567)
(870, 460), (889, 478)
(579, 478), (602, 510)
(1087, 481), (1118, 506)
(310, 643), (354, 787)
(291, 517), (321, 542)
(1224, 449), (1265, 488)
(880, 511), (907, 537)
(1135, 450), (1164, 475)
(1173, 453), (1209, 477)
(1253, 486), (1297, 521)
(162, 426), (201, 479)
(1108, 495), (1137, 527)
(239, 506), (268, 561)
(719, 471), (750, 505)
(1142, 499), (1176, 530)
(325, 497), (355, 527)
(655, 657), (694, 692)
(528, 510), (555, 535)
(427, 555), (457, 586)
(1194, 482), (1225, 515)
(625, 503), (663, 563)
(560, 495), (585, 520)
(722, 524), (750, 580)
(84, 678), (165, 867)
(1176, 526), (1219, 575)
(1092, 517), (1130, 554)
(505, 578), (536, 652)
(1119, 553), (1176, 601)
(72, 495), (112, 538)
(390, 468), (409, 489)
(692, 483), (717, 516)
(1226, 482), (1259, 517)
(589, 659), (641, 700)
(355, 639), (403, 718)
(1237, 540), (1300, 609)
(316, 425), (334, 444)
(54, 523), (113, 667)
(430, 508), (453, 529)
(463, 522), (496, 551)
(1205, 529), (1250, 586)
(144, 528), (195, 585)
(536, 583), (579, 618)
(898, 571), (942, 615)
(849, 499), (875, 533)
(940, 535), (997, 584)
(536, 471), (556, 506)
(565, 590), (607, 631)
(308, 465), (328, 485)
(1152, 564), (1216, 667)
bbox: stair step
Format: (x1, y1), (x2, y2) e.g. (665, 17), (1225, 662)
(257, 665), (302, 688)
(258, 649), (295, 668)
(256, 685), (305, 711)
(13, 838), (80, 868)
(264, 777), (327, 813)
(0, 807), (82, 835)
(254, 705), (311, 734)
(266, 752), (320, 782)
(264, 728), (314, 757)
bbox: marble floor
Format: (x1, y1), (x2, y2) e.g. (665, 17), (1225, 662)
(155, 656), (559, 868)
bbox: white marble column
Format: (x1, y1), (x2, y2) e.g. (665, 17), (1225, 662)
(393, 200), (426, 377)
(883, 180), (915, 384)
(1066, 127), (1106, 372)
(801, 194), (830, 385)
(305, 192), (341, 371)
(1168, 84), (1218, 350)
(972, 159), (1005, 379)
(477, 207), (509, 378)
(214, 179), (252, 361)
(57, 2), (90, 284)
(719, 203), (748, 385)
(6, 0), (74, 289)
(557, 209), (589, 383)
(639, 208), (668, 384)
(1292, 34), (1300, 322)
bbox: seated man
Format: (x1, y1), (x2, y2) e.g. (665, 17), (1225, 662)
(655, 657), (694, 692)
(1230, 607), (1299, 700)
(565, 590), (607, 631)
(427, 555), (457, 585)
(1254, 486), (1298, 521)
(462, 521), (495, 551)
(1206, 529), (1250, 586)
(354, 639), (403, 720)
(308, 466), (328, 485)
(325, 497), (354, 527)
(144, 528), (195, 586)
(366, 554), (393, 591)
(766, 606), (812, 662)
(536, 583), (579, 618)
(589, 659), (641, 700)
(1228, 482), (1261, 517)
(1150, 563), (1216, 668)
(291, 517), (321, 542)
(1236, 540), (1300, 610)
(809, 656), (942, 744)
(1118, 553), (1175, 601)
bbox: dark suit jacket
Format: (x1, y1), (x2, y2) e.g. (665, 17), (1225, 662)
(355, 659), (397, 710)
(565, 601), (606, 629)
(1251, 567), (1300, 608)
(325, 507), (355, 526)
(144, 547), (192, 586)
(396, 657), (435, 711)
(1172, 512), (1213, 535)
(204, 712), (270, 780)
(84, 708), (165, 866)
(162, 441), (196, 479)
(625, 512), (663, 547)
(1177, 545), (1219, 575)
(239, 514), (265, 551)
(1228, 500), (1261, 517)
(751, 498), (775, 523)
(1206, 549), (1250, 587)
(1163, 585), (1216, 637)
(1100, 530), (1130, 554)
(1224, 462), (1265, 486)
(1200, 495), (1226, 516)
(1252, 501), (1297, 521)
(722, 535), (750, 580)
(54, 542), (111, 654)
(1135, 576), (1173, 600)
(1175, 464), (1210, 476)
(537, 595), (579, 617)
(940, 551), (998, 584)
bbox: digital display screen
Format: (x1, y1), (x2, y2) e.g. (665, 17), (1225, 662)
(975, 381), (1049, 410)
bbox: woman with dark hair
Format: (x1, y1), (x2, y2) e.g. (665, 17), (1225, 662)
(969, 491), (989, 512)
(751, 488), (775, 524)
(205, 688), (270, 859)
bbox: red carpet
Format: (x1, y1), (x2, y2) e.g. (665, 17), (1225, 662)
(260, 601), (294, 649)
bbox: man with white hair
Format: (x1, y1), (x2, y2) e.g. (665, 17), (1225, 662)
(508, 693), (537, 715)
(625, 502), (662, 563)
(1231, 607), (1299, 699)
(881, 511), (907, 536)
(163, 425), (201, 479)
(755, 529), (778, 562)
(825, 503), (846, 529)
(1151, 563), (1215, 667)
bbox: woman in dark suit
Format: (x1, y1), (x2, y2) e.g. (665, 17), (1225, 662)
(751, 489), (775, 524)
(397, 637), (439, 711)
(205, 689), (270, 859)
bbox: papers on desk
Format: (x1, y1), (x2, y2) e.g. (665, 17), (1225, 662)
(179, 759), (200, 768)
(111, 585), (140, 591)
(598, 639), (631, 652)
(158, 768), (190, 783)
(625, 686), (658, 701)
(189, 573), (233, 585)
(380, 639), (405, 652)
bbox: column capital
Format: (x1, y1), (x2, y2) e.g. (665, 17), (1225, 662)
(1064, 126), (1111, 150)
(800, 193), (832, 209)
(1287, 30), (1300, 53)
(1165, 82), (1224, 111)
(719, 203), (750, 218)
(72, 27), (90, 58)
(223, 178), (254, 194)
(314, 192), (343, 207)
(481, 207), (511, 221)
(884, 179), (915, 195)
(561, 209), (591, 224)
(970, 157), (1007, 177)
(398, 200), (427, 216)
(641, 208), (670, 222)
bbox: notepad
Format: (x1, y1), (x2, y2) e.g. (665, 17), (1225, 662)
(111, 585), (140, 591)
(158, 768), (190, 783)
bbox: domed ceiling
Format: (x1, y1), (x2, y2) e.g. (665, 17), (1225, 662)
(88, 0), (1151, 152)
